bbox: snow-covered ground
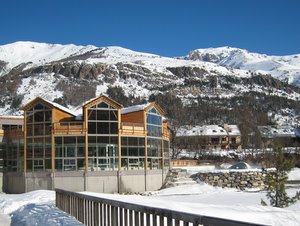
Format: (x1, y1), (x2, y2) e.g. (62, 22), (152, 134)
(0, 168), (299, 226)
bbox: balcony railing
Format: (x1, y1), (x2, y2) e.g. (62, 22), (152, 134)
(120, 123), (146, 136)
(3, 128), (23, 138)
(53, 122), (86, 135)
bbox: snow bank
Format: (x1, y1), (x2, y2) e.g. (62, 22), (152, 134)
(0, 190), (83, 226)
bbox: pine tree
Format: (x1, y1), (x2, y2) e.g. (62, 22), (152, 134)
(265, 143), (300, 208)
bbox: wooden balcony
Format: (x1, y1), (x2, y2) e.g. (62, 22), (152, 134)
(3, 128), (23, 138)
(120, 122), (146, 136)
(53, 122), (86, 135)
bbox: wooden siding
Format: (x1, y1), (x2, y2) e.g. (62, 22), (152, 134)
(162, 121), (171, 140)
(121, 111), (144, 124)
(52, 108), (74, 124)
(120, 122), (146, 136)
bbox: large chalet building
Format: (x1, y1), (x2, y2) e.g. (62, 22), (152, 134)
(0, 96), (170, 193)
(176, 124), (242, 152)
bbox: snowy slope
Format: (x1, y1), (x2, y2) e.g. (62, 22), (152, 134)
(187, 46), (300, 86)
(0, 41), (97, 75)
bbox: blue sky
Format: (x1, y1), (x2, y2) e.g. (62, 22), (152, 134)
(1, 0), (299, 56)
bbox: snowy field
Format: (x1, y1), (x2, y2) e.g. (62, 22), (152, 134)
(0, 168), (299, 226)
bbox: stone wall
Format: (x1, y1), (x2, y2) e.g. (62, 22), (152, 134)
(192, 170), (267, 190)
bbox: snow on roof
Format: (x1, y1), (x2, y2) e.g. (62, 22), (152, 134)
(0, 116), (23, 125)
(258, 125), (298, 138)
(41, 98), (77, 116)
(226, 125), (241, 136)
(177, 125), (233, 137)
(121, 103), (152, 114)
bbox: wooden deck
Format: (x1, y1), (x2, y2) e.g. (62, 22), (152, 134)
(3, 128), (23, 138)
(120, 122), (146, 136)
(53, 122), (86, 135)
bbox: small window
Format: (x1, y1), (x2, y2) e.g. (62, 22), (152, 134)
(97, 102), (109, 108)
(34, 103), (44, 110)
(150, 107), (158, 114)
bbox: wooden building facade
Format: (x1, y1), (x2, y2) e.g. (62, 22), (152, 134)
(1, 96), (171, 193)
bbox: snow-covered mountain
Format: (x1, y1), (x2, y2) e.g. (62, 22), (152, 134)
(0, 41), (299, 128)
(186, 46), (300, 87)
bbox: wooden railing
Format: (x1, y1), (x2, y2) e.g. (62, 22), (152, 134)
(56, 189), (267, 226)
(171, 159), (199, 167)
(3, 128), (23, 138)
(53, 122), (86, 135)
(120, 122), (146, 136)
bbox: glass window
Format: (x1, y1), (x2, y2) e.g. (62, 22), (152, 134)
(27, 125), (33, 136)
(77, 146), (85, 157)
(97, 102), (109, 108)
(150, 108), (158, 114)
(128, 137), (138, 146)
(88, 136), (96, 144)
(55, 137), (62, 145)
(26, 112), (33, 123)
(34, 111), (44, 122)
(110, 122), (118, 134)
(121, 137), (128, 146)
(88, 122), (96, 134)
(64, 147), (76, 157)
(110, 110), (118, 121)
(88, 110), (96, 120)
(98, 122), (109, 134)
(110, 136), (118, 144)
(98, 146), (106, 156)
(45, 111), (52, 122)
(64, 137), (76, 144)
(129, 147), (139, 156)
(97, 110), (109, 120)
(55, 159), (62, 170)
(97, 136), (109, 144)
(34, 103), (44, 110)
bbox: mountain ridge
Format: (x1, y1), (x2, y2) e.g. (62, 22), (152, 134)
(0, 41), (299, 132)
(186, 46), (300, 87)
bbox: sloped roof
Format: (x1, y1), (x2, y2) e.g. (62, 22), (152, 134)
(177, 125), (229, 137)
(0, 116), (24, 125)
(258, 125), (298, 138)
(83, 95), (123, 110)
(122, 102), (165, 115)
(22, 97), (77, 116)
(226, 125), (241, 136)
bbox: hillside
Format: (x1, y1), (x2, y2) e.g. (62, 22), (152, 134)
(186, 46), (300, 87)
(0, 41), (300, 141)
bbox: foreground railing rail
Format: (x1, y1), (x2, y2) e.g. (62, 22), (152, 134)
(56, 189), (267, 226)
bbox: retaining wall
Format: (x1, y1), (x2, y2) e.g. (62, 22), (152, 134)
(192, 170), (267, 190)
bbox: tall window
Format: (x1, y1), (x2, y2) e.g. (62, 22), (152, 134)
(147, 108), (162, 137)
(26, 103), (52, 172)
(87, 101), (119, 171)
(147, 107), (163, 169)
(121, 137), (145, 170)
(54, 136), (85, 171)
(163, 140), (170, 169)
